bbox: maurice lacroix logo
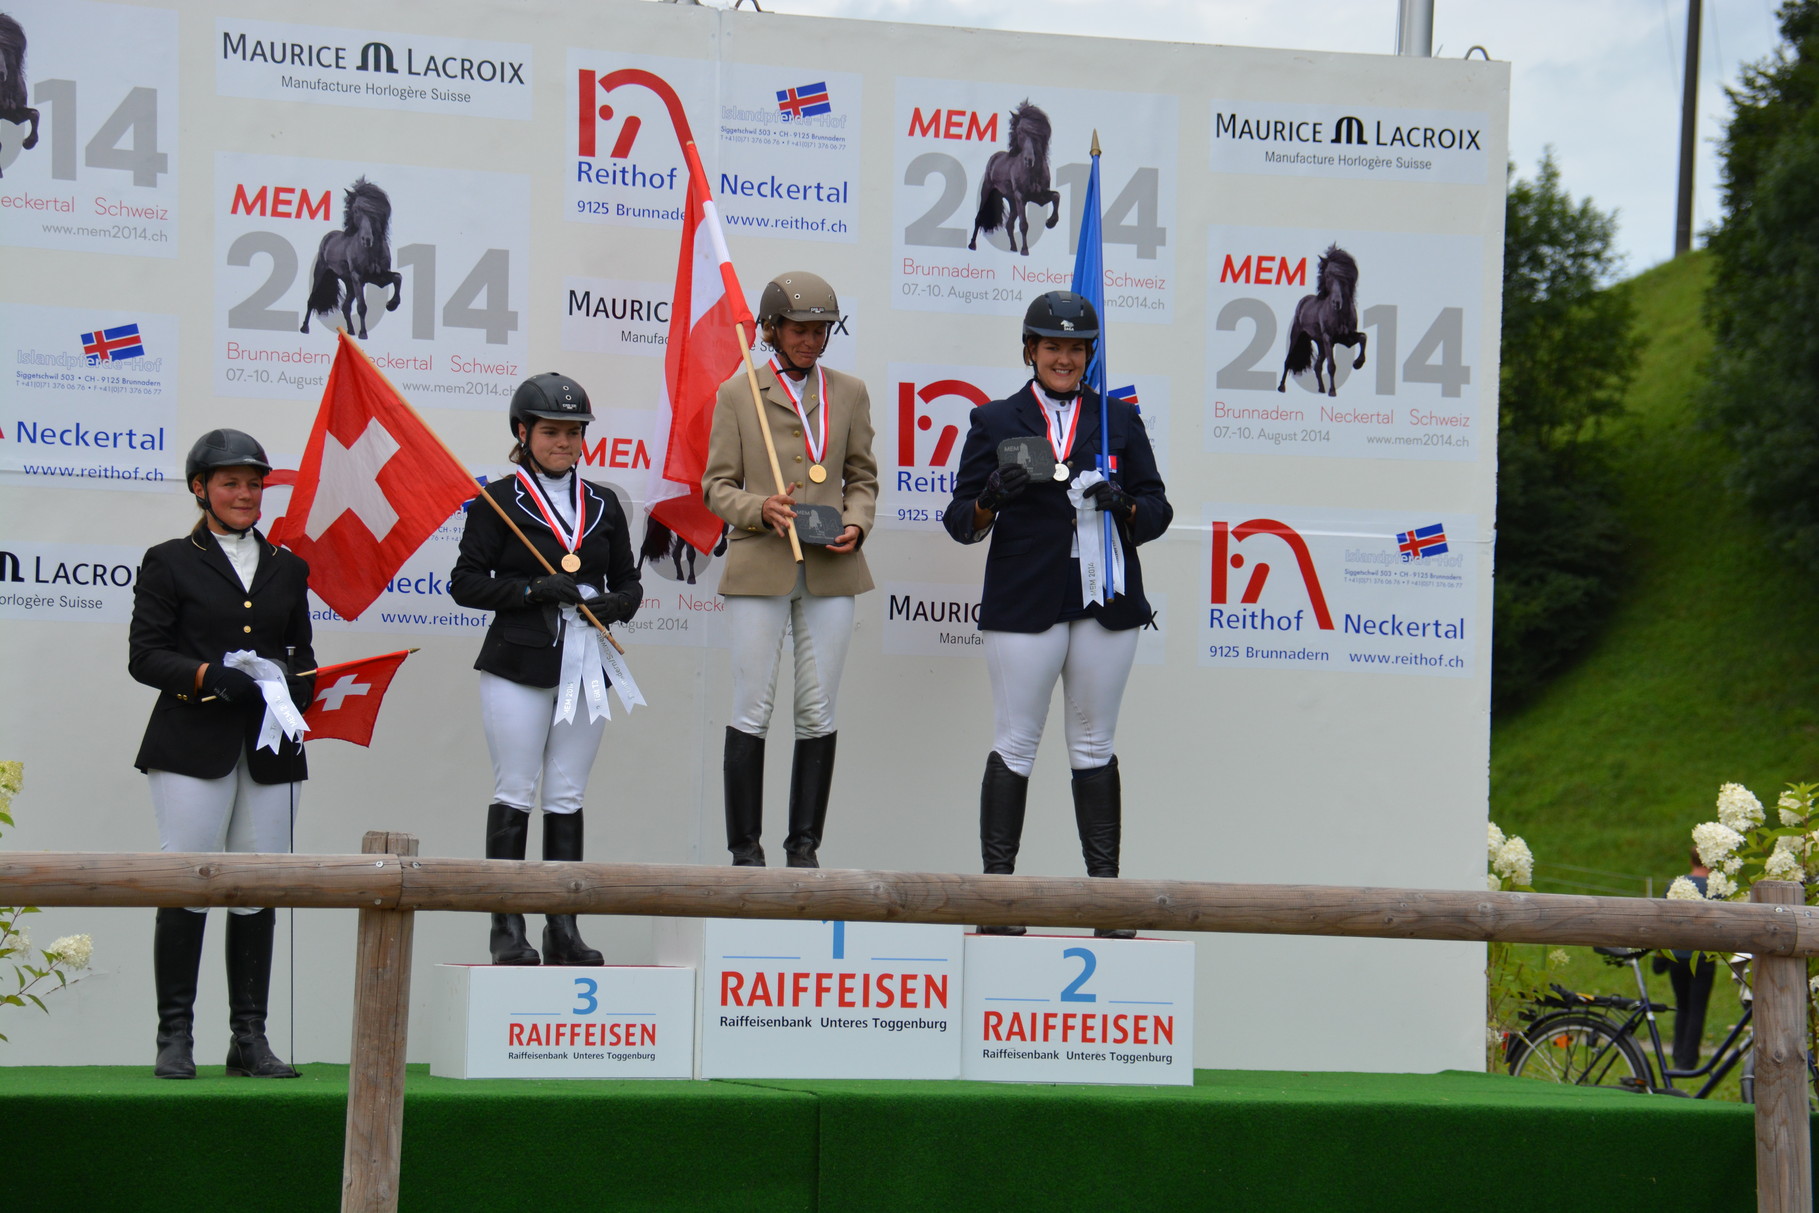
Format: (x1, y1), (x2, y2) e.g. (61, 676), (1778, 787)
(1214, 111), (1481, 152)
(1209, 100), (1487, 183)
(217, 23), (530, 116)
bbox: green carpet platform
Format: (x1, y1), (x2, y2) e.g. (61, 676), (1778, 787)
(2, 1065), (1795, 1211)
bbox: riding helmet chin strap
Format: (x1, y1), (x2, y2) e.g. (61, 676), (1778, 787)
(197, 492), (255, 537)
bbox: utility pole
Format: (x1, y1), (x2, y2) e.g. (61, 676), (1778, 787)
(1396, 0), (1435, 57)
(1675, 0), (1702, 255)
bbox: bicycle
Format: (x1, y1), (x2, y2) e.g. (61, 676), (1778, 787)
(1502, 945), (1758, 1098)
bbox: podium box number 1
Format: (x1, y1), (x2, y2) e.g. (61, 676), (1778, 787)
(961, 934), (1195, 1085)
(656, 917), (966, 1079)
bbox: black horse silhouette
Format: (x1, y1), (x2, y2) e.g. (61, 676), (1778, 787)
(301, 178), (402, 340)
(1277, 245), (1366, 398)
(639, 515), (728, 587)
(967, 101), (1059, 257)
(0, 15), (41, 180)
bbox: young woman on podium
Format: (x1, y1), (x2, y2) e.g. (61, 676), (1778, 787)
(129, 428), (313, 1079)
(702, 271), (877, 869)
(943, 292), (1173, 936)
(450, 374), (642, 967)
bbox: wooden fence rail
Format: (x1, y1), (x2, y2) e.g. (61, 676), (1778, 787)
(1, 841), (1810, 1213)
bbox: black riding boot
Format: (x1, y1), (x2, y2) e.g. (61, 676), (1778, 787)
(541, 811), (604, 966)
(224, 908), (300, 1078)
(977, 752), (1029, 936)
(724, 726), (766, 866)
(485, 802), (540, 965)
(152, 907), (206, 1079)
(784, 733), (837, 868)
(1073, 758), (1134, 939)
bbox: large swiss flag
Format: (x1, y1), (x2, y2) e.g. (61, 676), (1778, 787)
(270, 331), (477, 620)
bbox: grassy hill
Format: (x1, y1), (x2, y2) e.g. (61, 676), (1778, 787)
(1491, 249), (1819, 890)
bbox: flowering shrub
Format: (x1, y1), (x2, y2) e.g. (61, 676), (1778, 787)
(1676, 781), (1819, 1060)
(0, 761), (93, 1041)
(1486, 821), (1564, 1064)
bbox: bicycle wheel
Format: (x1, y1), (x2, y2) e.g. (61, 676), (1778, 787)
(1507, 1013), (1652, 1090)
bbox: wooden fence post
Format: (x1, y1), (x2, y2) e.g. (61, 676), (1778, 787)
(340, 831), (418, 1213)
(1749, 880), (1811, 1213)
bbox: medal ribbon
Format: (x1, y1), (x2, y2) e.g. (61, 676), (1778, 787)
(1041, 393), (1081, 468)
(515, 469), (586, 564)
(769, 360), (828, 470)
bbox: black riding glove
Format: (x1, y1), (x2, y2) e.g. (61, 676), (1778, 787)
(1084, 479), (1135, 517)
(204, 665), (261, 705)
(526, 573), (583, 605)
(580, 590), (638, 625)
(978, 463), (1031, 513)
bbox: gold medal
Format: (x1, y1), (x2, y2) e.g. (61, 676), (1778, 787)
(560, 553), (582, 573)
(808, 463), (828, 484)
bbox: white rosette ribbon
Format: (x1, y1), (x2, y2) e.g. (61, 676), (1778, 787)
(553, 603), (612, 725)
(222, 649), (308, 753)
(1066, 469), (1126, 606)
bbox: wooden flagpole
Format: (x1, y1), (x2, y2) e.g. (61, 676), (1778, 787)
(736, 322), (805, 564)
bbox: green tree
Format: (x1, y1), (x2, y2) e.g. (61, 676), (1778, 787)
(1494, 152), (1640, 709)
(1704, 0), (1819, 563)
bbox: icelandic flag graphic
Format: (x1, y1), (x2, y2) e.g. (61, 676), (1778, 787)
(81, 323), (145, 365)
(776, 82), (831, 120)
(1397, 523), (1449, 562)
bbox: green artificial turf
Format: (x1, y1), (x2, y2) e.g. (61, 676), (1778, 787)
(1, 1065), (1784, 1212)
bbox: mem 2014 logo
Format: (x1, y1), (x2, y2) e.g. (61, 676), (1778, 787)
(1209, 518), (1334, 632)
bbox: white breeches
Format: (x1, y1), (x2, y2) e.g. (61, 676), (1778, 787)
(724, 568), (854, 739)
(479, 672), (605, 816)
(148, 753), (298, 915)
(983, 619), (1140, 777)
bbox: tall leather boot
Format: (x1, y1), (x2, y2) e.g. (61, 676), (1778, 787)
(486, 802), (540, 965)
(152, 907), (206, 1079)
(541, 810), (604, 966)
(977, 752), (1029, 936)
(1073, 758), (1135, 939)
(784, 733), (837, 868)
(224, 908), (301, 1078)
(724, 726), (766, 866)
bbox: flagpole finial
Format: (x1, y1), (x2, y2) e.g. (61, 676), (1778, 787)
(1091, 129), (1101, 157)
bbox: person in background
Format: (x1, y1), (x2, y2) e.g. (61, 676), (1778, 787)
(1657, 850), (1716, 1069)
(451, 373), (641, 966)
(129, 429), (313, 1079)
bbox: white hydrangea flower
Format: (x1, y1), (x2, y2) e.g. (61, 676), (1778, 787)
(1779, 790), (1809, 827)
(1774, 834), (1805, 856)
(1487, 822), (1506, 862)
(1765, 849), (1802, 881)
(1717, 783), (1766, 833)
(1547, 949), (1570, 969)
(1692, 821), (1745, 867)
(1722, 857), (1742, 875)
(1810, 974), (1819, 996)
(0, 925), (28, 954)
(1487, 872), (1501, 892)
(1493, 836), (1534, 887)
(1707, 871), (1739, 899)
(1666, 876), (1704, 900)
(45, 934), (91, 970)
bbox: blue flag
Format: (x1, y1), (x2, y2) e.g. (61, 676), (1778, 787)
(1067, 148), (1118, 602)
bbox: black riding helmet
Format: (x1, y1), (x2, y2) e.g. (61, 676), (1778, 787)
(508, 372), (594, 440)
(185, 428), (272, 535)
(1022, 291), (1099, 343)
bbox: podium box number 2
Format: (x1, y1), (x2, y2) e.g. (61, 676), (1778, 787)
(656, 917), (966, 1079)
(961, 933), (1195, 1085)
(429, 963), (696, 1079)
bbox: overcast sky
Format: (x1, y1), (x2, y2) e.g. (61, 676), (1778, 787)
(746, 0), (1785, 280)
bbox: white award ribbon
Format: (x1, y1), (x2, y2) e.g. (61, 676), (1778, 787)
(515, 468), (585, 562)
(597, 631), (645, 714)
(552, 603), (611, 725)
(223, 649), (308, 753)
(769, 359), (828, 471)
(1067, 470), (1126, 606)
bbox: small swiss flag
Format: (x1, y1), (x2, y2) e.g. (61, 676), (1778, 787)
(270, 331), (477, 620)
(303, 649), (412, 746)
